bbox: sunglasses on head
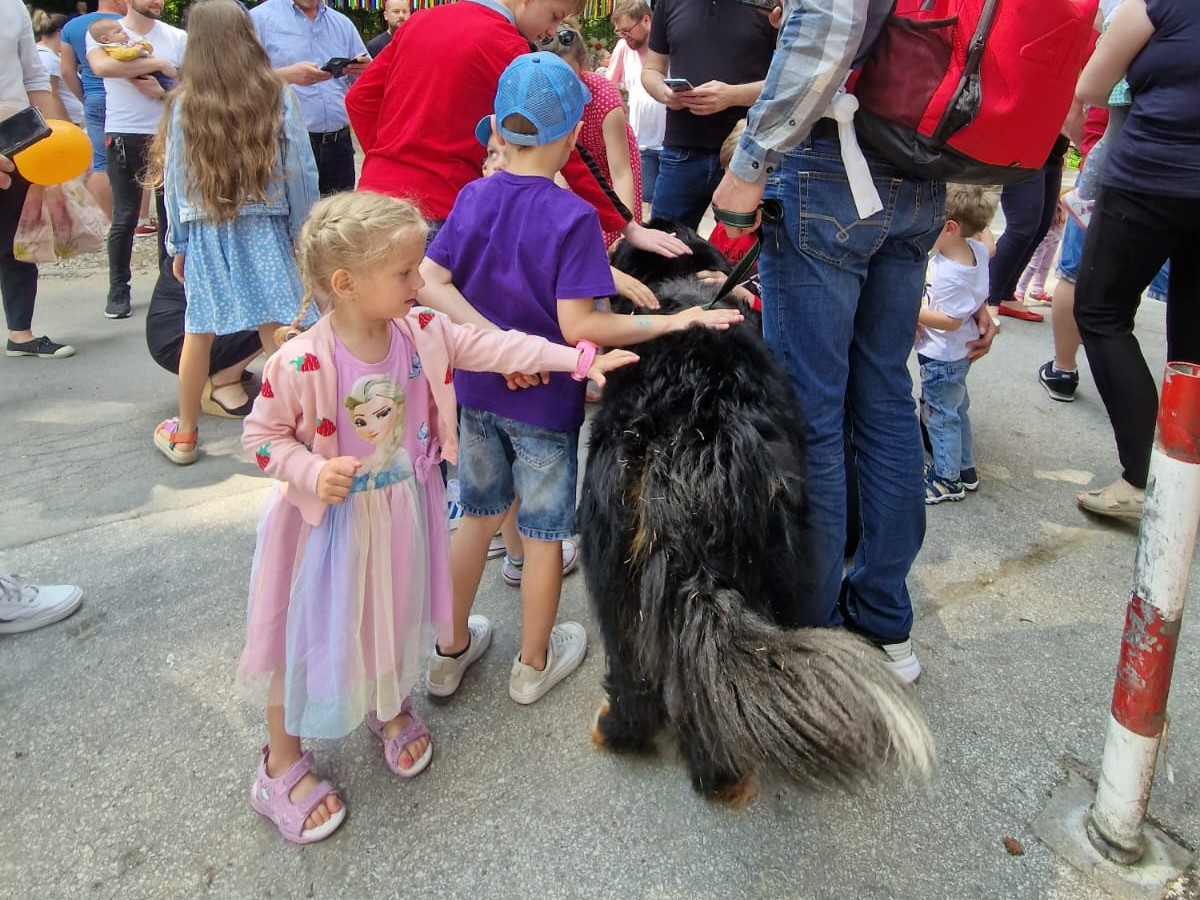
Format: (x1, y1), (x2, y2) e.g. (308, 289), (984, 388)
(539, 27), (577, 47)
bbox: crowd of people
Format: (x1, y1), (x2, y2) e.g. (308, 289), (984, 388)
(2, 0), (1197, 848)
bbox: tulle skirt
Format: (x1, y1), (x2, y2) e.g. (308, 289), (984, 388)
(236, 456), (451, 739)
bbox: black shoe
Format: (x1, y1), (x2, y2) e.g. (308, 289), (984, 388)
(6, 335), (75, 358)
(104, 296), (132, 319)
(1038, 361), (1078, 402)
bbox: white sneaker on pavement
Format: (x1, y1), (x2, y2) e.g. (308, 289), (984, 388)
(426, 615), (492, 697)
(0, 575), (83, 634)
(508, 622), (587, 705)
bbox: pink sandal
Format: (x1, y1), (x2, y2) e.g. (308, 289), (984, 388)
(366, 695), (433, 778)
(249, 745), (346, 845)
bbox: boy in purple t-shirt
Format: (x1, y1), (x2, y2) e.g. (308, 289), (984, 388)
(420, 52), (741, 706)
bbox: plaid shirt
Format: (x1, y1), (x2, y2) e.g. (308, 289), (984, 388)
(729, 0), (891, 184)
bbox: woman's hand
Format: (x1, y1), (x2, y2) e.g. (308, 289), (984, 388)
(586, 349), (640, 388)
(172, 253), (185, 284)
(317, 456), (361, 504)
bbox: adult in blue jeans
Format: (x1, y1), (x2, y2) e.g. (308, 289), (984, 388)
(713, 0), (996, 685)
(59, 0), (124, 218)
(640, 0), (774, 230)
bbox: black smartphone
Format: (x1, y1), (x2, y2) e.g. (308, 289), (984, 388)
(735, 0), (779, 9)
(320, 57), (357, 77)
(663, 77), (695, 91)
(0, 107), (52, 160)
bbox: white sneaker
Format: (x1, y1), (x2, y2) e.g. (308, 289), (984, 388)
(508, 622), (587, 705)
(881, 638), (922, 686)
(426, 615), (492, 697)
(0, 575), (83, 634)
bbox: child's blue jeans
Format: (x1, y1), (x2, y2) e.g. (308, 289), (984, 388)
(919, 354), (974, 482)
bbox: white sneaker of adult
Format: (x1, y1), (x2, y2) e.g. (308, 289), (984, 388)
(0, 575), (83, 634)
(881, 638), (922, 686)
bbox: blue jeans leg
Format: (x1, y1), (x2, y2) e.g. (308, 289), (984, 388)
(83, 92), (107, 173)
(761, 141), (943, 642)
(639, 147), (660, 208)
(650, 146), (722, 230)
(920, 356), (971, 481)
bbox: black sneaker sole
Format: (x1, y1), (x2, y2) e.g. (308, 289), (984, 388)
(104, 309), (132, 319)
(1039, 379), (1077, 402)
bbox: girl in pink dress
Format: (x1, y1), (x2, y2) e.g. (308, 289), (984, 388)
(236, 191), (637, 845)
(543, 21), (642, 248)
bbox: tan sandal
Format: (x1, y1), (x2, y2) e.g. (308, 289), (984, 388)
(154, 417), (199, 465)
(1077, 478), (1144, 521)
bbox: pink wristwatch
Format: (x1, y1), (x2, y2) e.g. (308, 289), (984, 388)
(572, 340), (598, 382)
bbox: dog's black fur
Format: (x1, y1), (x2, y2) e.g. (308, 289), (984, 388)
(580, 223), (933, 804)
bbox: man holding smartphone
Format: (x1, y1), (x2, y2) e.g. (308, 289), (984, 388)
(1, 0), (75, 359)
(251, 0), (368, 195)
(640, 0), (775, 229)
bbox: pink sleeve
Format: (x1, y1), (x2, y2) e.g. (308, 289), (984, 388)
(242, 350), (326, 496)
(440, 318), (581, 376)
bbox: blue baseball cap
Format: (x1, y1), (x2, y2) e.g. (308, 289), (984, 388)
(482, 52), (591, 148)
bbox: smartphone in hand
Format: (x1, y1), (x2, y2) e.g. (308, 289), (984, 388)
(320, 57), (357, 77)
(734, 0), (779, 9)
(663, 78), (695, 92)
(0, 107), (52, 160)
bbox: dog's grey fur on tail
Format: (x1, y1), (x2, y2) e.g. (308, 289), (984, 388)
(585, 232), (934, 800)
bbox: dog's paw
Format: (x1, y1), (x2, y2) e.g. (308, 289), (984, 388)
(713, 773), (760, 809)
(590, 700), (612, 750)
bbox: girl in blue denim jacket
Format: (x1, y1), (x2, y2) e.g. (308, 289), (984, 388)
(146, 0), (318, 466)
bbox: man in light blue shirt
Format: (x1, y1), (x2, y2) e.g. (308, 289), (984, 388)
(250, 0), (368, 194)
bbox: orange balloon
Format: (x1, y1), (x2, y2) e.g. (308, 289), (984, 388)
(13, 119), (92, 186)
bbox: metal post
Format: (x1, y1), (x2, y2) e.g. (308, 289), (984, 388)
(1088, 362), (1200, 864)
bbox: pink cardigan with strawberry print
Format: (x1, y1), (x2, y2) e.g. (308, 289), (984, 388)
(242, 306), (583, 526)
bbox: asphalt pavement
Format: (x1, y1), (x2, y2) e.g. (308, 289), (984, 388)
(2, 249), (1198, 900)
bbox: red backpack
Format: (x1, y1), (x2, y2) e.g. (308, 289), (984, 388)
(852, 0), (1099, 184)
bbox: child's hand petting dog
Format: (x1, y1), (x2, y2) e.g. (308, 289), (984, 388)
(317, 456), (361, 504)
(612, 268), (659, 310)
(587, 349), (640, 388)
(670, 306), (744, 333)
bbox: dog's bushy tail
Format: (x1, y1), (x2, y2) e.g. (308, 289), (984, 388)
(661, 581), (935, 788)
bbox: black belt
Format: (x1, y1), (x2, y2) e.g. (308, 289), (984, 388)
(810, 117), (839, 142)
(310, 126), (350, 144)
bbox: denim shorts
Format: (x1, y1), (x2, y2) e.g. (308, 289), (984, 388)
(457, 407), (579, 541)
(1056, 217), (1085, 283)
(83, 92), (107, 173)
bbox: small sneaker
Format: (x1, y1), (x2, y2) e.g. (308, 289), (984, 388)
(426, 615), (492, 697)
(1038, 361), (1079, 402)
(881, 638), (922, 686)
(5, 335), (75, 358)
(487, 531), (507, 560)
(1077, 478), (1145, 522)
(133, 220), (158, 237)
(0, 575), (83, 634)
(925, 470), (965, 505)
(501, 539), (579, 587)
(104, 295), (132, 319)
(959, 467), (980, 492)
(445, 478), (463, 532)
(508, 622), (588, 705)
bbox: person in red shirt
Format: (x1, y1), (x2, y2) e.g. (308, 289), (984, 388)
(345, 0), (685, 258)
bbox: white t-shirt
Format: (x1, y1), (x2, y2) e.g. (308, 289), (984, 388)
(0, 0), (50, 119)
(37, 46), (84, 125)
(607, 39), (665, 152)
(915, 237), (990, 362)
(87, 18), (186, 134)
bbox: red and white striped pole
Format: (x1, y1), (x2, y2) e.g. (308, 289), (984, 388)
(1088, 362), (1200, 865)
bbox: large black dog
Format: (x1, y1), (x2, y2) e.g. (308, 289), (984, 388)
(578, 222), (933, 805)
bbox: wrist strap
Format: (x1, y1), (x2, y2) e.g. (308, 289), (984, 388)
(572, 340), (598, 382)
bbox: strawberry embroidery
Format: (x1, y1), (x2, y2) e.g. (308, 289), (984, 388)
(316, 417), (336, 437)
(444, 365), (453, 385)
(255, 442), (271, 471)
(289, 353), (320, 373)
(418, 311), (434, 330)
(260, 378), (274, 399)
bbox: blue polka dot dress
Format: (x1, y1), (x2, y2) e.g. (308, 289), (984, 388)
(163, 88), (320, 337)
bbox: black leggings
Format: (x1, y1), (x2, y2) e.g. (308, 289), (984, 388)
(988, 153), (1065, 305)
(1074, 185), (1200, 488)
(0, 171), (35, 332)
